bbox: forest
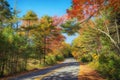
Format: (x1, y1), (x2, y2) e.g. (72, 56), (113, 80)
(0, 0), (71, 77)
(0, 0), (120, 80)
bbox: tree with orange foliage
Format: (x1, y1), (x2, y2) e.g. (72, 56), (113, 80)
(66, 0), (120, 53)
(67, 0), (120, 22)
(32, 15), (65, 63)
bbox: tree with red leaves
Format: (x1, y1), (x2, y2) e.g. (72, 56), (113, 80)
(67, 0), (120, 22)
(66, 0), (120, 53)
(32, 15), (66, 63)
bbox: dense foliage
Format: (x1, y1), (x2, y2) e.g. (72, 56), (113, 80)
(1, 0), (120, 79)
(65, 0), (120, 79)
(0, 0), (72, 77)
(67, 0), (120, 21)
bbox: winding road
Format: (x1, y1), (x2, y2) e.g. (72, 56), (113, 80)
(9, 58), (80, 80)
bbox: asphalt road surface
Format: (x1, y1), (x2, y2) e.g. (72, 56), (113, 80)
(9, 58), (80, 80)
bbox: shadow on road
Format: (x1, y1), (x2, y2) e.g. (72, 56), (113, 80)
(9, 62), (80, 80)
(42, 71), (78, 80)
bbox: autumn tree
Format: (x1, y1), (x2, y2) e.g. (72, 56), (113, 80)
(21, 10), (38, 38)
(0, 0), (68, 77)
(32, 15), (65, 64)
(66, 0), (120, 53)
(22, 10), (38, 26)
(67, 0), (120, 22)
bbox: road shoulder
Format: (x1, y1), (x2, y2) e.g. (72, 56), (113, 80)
(78, 64), (106, 80)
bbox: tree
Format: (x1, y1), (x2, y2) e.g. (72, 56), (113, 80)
(0, 0), (12, 26)
(32, 15), (65, 63)
(91, 10), (120, 53)
(0, 26), (29, 76)
(21, 10), (38, 36)
(71, 24), (100, 59)
(66, 0), (120, 54)
(67, 0), (120, 23)
(61, 19), (81, 35)
(20, 10), (38, 46)
(10, 0), (21, 30)
(22, 10), (38, 27)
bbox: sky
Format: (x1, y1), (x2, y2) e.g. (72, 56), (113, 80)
(7, 0), (78, 44)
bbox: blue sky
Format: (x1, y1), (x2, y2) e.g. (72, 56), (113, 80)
(7, 0), (78, 44)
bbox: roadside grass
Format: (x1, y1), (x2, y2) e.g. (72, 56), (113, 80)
(27, 59), (43, 70)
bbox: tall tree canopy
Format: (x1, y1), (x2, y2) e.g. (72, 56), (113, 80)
(67, 0), (120, 21)
(22, 10), (38, 27)
(0, 0), (12, 24)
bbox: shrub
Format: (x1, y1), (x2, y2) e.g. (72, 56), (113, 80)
(96, 53), (120, 80)
(79, 54), (93, 63)
(45, 54), (57, 66)
(92, 53), (99, 61)
(56, 54), (64, 61)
